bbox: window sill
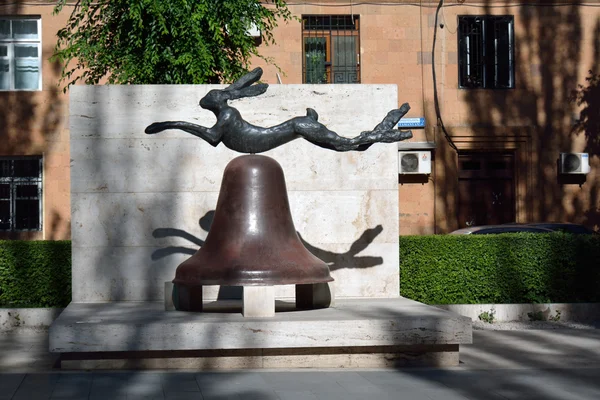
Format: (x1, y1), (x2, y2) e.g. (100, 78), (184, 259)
(0, 89), (43, 92)
(458, 86), (515, 90)
(0, 231), (43, 240)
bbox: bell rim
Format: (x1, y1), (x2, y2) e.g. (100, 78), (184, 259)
(172, 276), (334, 287)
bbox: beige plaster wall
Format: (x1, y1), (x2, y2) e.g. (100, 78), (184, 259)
(70, 84), (401, 302)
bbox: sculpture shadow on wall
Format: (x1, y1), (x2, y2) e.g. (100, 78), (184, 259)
(151, 211), (216, 259)
(296, 227), (384, 272)
(151, 210), (384, 299)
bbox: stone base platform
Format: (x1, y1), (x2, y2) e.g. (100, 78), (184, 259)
(49, 297), (472, 369)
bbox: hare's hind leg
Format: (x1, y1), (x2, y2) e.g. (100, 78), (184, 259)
(293, 103), (413, 152)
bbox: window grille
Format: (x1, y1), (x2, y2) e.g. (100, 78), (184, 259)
(302, 15), (360, 84)
(0, 157), (42, 231)
(458, 15), (514, 89)
(0, 16), (42, 91)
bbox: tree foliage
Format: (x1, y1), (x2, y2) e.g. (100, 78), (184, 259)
(571, 70), (600, 155)
(52, 0), (292, 89)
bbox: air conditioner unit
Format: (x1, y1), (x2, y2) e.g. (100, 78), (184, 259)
(246, 23), (260, 38)
(225, 23), (261, 38)
(559, 152), (590, 174)
(399, 151), (432, 174)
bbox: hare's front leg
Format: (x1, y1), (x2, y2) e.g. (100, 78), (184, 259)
(145, 121), (222, 147)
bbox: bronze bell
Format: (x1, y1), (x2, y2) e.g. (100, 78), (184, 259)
(173, 155), (333, 287)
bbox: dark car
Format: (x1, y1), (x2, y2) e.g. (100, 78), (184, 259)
(521, 223), (597, 235)
(449, 224), (555, 235)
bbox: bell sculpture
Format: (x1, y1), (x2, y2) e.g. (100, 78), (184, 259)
(174, 155), (333, 285)
(145, 67), (413, 316)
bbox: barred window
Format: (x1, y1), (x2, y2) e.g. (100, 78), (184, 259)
(458, 15), (514, 89)
(302, 15), (360, 84)
(0, 157), (42, 231)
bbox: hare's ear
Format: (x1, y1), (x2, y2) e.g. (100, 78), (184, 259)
(229, 83), (268, 100)
(225, 67), (263, 91)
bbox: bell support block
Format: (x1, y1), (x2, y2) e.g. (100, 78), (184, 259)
(164, 282), (334, 316)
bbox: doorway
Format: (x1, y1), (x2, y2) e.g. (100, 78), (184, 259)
(458, 152), (515, 227)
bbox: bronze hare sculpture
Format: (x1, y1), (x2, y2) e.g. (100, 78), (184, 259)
(145, 67), (412, 153)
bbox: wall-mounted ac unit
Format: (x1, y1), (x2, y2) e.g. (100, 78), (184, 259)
(399, 151), (432, 174)
(559, 152), (590, 174)
(246, 23), (260, 37)
(226, 23), (260, 38)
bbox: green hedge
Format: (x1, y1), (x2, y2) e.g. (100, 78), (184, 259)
(0, 240), (71, 308)
(400, 233), (600, 304)
(2, 235), (599, 307)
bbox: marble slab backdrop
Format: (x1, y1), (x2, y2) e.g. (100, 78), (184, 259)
(70, 84), (400, 302)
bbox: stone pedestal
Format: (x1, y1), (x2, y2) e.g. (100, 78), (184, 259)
(50, 298), (472, 369)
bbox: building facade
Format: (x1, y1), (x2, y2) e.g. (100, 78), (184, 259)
(1, 0), (598, 239)
(0, 2), (70, 240)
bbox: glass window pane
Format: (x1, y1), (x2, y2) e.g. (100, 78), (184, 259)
(0, 160), (11, 177)
(494, 20), (512, 88)
(0, 200), (10, 230)
(332, 36), (357, 83)
(0, 20), (9, 38)
(0, 184), (10, 199)
(0, 60), (9, 90)
(12, 20), (38, 39)
(304, 37), (327, 84)
(0, 45), (7, 57)
(13, 159), (40, 178)
(14, 45), (38, 58)
(14, 57), (39, 90)
(16, 184), (38, 198)
(15, 199), (39, 230)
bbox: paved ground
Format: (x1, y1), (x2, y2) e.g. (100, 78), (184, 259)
(1, 327), (599, 399)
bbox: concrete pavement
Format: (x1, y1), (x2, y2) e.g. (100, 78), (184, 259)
(0, 328), (599, 399)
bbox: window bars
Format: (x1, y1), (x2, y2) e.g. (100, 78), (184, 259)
(0, 157), (42, 231)
(302, 15), (360, 84)
(458, 15), (514, 89)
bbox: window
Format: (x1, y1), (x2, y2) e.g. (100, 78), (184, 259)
(0, 16), (42, 91)
(0, 157), (42, 231)
(458, 15), (514, 89)
(302, 15), (360, 84)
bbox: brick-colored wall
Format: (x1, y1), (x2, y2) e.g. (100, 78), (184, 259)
(0, 3), (71, 240)
(258, 1), (600, 233)
(3, 1), (599, 238)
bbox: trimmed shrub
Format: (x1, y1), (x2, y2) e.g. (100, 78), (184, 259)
(400, 233), (600, 304)
(0, 240), (71, 307)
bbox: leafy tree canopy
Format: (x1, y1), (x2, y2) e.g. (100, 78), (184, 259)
(52, 0), (292, 89)
(571, 70), (600, 155)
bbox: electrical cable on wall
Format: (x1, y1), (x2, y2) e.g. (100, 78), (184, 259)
(419, 0), (427, 140)
(284, 1), (600, 8)
(432, 0), (459, 153)
(440, 1), (457, 34)
(8, 1), (600, 8)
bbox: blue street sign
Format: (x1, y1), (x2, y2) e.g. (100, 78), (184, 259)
(398, 117), (426, 129)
